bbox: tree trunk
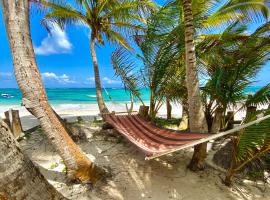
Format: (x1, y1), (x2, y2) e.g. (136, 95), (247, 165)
(182, 0), (209, 171)
(210, 107), (223, 134)
(4, 109), (24, 139)
(2, 0), (104, 183)
(166, 98), (172, 120)
(139, 105), (150, 120)
(149, 89), (156, 119)
(179, 104), (189, 130)
(225, 111), (234, 130)
(0, 120), (66, 200)
(90, 34), (109, 114)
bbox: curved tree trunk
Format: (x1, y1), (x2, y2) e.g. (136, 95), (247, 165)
(2, 0), (103, 183)
(90, 34), (109, 114)
(0, 120), (66, 200)
(182, 0), (209, 170)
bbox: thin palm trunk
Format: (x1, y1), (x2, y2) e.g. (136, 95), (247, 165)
(0, 120), (66, 200)
(179, 100), (189, 130)
(166, 98), (172, 120)
(210, 107), (223, 134)
(149, 86), (156, 119)
(2, 0), (103, 183)
(90, 34), (109, 114)
(182, 0), (209, 170)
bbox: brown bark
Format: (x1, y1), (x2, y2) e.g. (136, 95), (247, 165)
(149, 89), (156, 119)
(139, 105), (150, 120)
(182, 0), (209, 170)
(210, 107), (223, 134)
(2, 0), (104, 183)
(90, 34), (109, 114)
(226, 111), (234, 130)
(166, 98), (172, 120)
(4, 109), (24, 139)
(179, 108), (189, 130)
(0, 120), (66, 200)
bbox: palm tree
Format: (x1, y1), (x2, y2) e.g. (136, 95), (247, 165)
(224, 109), (270, 186)
(179, 0), (269, 170)
(0, 119), (66, 200)
(1, 0), (104, 183)
(200, 22), (270, 131)
(41, 0), (156, 114)
(181, 0), (209, 170)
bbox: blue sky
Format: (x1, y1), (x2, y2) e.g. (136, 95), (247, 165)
(0, 1), (269, 88)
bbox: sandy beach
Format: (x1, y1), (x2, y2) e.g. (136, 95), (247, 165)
(1, 102), (269, 199)
(0, 102), (250, 131)
(17, 114), (269, 200)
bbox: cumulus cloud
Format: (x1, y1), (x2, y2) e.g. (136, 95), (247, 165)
(0, 72), (12, 78)
(87, 77), (95, 82)
(34, 26), (72, 55)
(42, 72), (76, 84)
(0, 72), (13, 81)
(103, 77), (121, 84)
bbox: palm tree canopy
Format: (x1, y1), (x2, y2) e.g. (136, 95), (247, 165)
(41, 0), (157, 49)
(200, 22), (270, 109)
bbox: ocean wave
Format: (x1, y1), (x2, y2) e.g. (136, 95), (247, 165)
(87, 95), (97, 98)
(1, 93), (14, 98)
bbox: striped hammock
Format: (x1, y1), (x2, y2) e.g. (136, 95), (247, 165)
(104, 113), (270, 160)
(103, 114), (210, 159)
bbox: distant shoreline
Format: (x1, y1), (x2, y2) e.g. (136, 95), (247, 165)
(0, 86), (263, 106)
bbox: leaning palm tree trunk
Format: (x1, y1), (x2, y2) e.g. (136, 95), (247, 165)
(0, 120), (66, 200)
(182, 0), (209, 170)
(2, 0), (103, 183)
(90, 34), (109, 114)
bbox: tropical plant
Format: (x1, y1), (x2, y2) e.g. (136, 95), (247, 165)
(181, 0), (209, 170)
(145, 0), (269, 169)
(41, 0), (156, 114)
(199, 22), (270, 131)
(224, 109), (270, 186)
(0, 119), (66, 200)
(112, 3), (188, 119)
(1, 0), (104, 183)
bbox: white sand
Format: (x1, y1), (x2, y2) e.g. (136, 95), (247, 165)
(0, 102), (250, 131)
(19, 122), (269, 200)
(1, 102), (269, 199)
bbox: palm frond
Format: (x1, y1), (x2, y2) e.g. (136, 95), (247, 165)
(111, 47), (144, 104)
(245, 84), (270, 107)
(236, 109), (270, 166)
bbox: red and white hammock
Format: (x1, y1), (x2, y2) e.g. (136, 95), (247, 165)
(103, 113), (270, 160)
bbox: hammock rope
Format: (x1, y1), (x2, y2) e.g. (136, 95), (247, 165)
(103, 86), (134, 113)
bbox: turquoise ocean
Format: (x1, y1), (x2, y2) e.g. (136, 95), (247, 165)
(0, 86), (262, 106)
(0, 88), (150, 106)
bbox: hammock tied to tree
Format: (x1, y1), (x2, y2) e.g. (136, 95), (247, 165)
(103, 112), (270, 160)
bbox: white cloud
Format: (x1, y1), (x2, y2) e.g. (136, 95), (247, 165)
(34, 25), (72, 55)
(103, 77), (121, 84)
(0, 72), (12, 78)
(42, 72), (76, 84)
(87, 77), (95, 82)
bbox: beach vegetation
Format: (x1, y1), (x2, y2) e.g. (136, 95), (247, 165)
(112, 0), (270, 178)
(224, 109), (270, 185)
(2, 0), (105, 184)
(0, 119), (66, 199)
(41, 0), (157, 114)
